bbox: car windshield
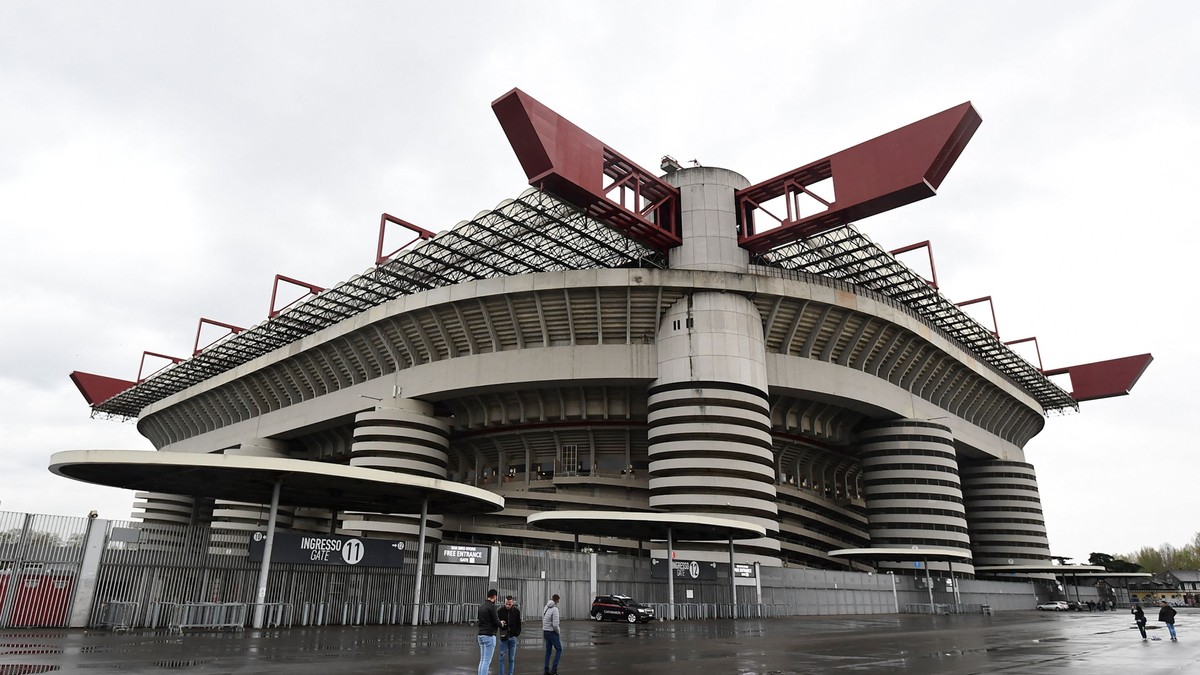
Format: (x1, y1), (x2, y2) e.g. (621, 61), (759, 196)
(623, 599), (643, 607)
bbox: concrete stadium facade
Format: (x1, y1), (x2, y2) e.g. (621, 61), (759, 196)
(107, 164), (1063, 577)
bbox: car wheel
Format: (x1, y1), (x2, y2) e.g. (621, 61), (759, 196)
(592, 612), (603, 621)
(626, 613), (638, 623)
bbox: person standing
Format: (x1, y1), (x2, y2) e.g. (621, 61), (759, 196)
(1132, 602), (1148, 640)
(542, 593), (563, 675)
(1159, 600), (1178, 641)
(477, 589), (502, 675)
(497, 595), (522, 675)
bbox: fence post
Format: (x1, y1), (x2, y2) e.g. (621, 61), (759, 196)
(67, 517), (109, 627)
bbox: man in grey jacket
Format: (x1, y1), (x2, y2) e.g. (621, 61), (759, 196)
(541, 594), (562, 675)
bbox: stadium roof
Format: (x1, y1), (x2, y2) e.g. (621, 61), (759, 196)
(87, 187), (1075, 420)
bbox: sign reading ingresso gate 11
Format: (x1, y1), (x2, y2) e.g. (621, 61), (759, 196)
(248, 532), (406, 567)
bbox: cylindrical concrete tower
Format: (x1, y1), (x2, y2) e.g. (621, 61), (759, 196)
(858, 419), (974, 574)
(210, 439), (295, 554)
(342, 398), (449, 540)
(648, 167), (779, 562)
(960, 460), (1052, 568)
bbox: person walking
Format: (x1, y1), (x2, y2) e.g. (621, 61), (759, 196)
(477, 589), (502, 675)
(497, 595), (523, 675)
(1159, 600), (1178, 641)
(542, 593), (563, 675)
(1132, 602), (1148, 640)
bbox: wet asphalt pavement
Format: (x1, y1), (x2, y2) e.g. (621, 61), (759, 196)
(2, 609), (1196, 674)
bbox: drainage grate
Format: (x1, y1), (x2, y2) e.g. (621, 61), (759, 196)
(0, 666), (62, 674)
(0, 644), (62, 656)
(151, 660), (214, 669)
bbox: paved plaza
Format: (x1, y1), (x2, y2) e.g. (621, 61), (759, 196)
(1, 609), (1195, 674)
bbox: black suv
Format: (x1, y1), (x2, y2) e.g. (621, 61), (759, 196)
(590, 594), (655, 623)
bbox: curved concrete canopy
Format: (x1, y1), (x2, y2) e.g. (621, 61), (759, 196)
(1060, 572), (1154, 578)
(828, 547), (973, 563)
(49, 449), (503, 514)
(527, 510), (765, 541)
(974, 564), (1108, 575)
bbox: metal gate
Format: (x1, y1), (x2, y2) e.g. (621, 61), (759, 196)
(0, 511), (92, 628)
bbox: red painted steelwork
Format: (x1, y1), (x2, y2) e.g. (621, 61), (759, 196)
(1003, 336), (1044, 372)
(376, 213), (435, 265)
(269, 274), (325, 319)
(137, 351), (184, 383)
(1042, 353), (1153, 402)
(738, 102), (982, 253)
(955, 296), (999, 336)
(889, 240), (938, 289)
(193, 317), (245, 355)
(69, 371), (136, 406)
(492, 88), (681, 252)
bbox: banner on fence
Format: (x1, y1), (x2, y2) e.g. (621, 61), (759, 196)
(248, 532), (406, 567)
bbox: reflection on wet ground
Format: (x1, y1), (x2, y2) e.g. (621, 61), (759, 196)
(1, 609), (1196, 674)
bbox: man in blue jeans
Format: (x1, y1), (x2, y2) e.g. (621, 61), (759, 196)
(541, 593), (562, 675)
(497, 595), (522, 675)
(477, 589), (502, 675)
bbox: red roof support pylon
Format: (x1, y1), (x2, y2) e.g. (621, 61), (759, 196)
(193, 317), (245, 355)
(269, 274), (324, 319)
(889, 240), (939, 289)
(376, 213), (435, 265)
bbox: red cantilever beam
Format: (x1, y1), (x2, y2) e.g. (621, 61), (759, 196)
(492, 88), (682, 252)
(69, 371), (136, 406)
(1043, 353), (1153, 402)
(738, 102), (982, 253)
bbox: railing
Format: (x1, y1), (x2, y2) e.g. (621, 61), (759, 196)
(164, 602), (249, 632)
(904, 603), (984, 615)
(377, 603), (408, 625)
(250, 602), (293, 628)
(645, 603), (788, 620)
(96, 601), (139, 631)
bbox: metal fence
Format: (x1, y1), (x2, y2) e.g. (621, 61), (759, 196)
(1, 510), (1057, 629)
(0, 511), (95, 628)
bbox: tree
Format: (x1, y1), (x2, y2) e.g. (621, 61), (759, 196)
(1121, 532), (1200, 574)
(1089, 552), (1142, 573)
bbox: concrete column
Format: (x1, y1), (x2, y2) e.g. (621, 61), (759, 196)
(663, 166), (750, 273)
(858, 419), (974, 576)
(960, 459), (1052, 568)
(344, 398), (448, 542)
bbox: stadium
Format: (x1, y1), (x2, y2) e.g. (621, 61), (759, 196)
(64, 88), (1151, 579)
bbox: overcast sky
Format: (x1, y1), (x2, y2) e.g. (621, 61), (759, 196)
(2, 1), (1196, 565)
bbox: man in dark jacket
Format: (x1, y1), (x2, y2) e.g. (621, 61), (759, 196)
(477, 589), (502, 675)
(1159, 600), (1178, 641)
(497, 595), (522, 675)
